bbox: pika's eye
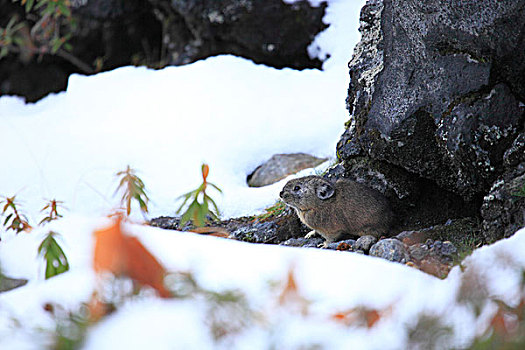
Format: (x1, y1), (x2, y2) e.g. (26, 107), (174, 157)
(293, 185), (301, 192)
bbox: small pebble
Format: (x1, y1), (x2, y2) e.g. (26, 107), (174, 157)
(355, 235), (378, 253)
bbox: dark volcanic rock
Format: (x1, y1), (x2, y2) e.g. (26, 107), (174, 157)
(159, 0), (327, 68)
(481, 162), (525, 242)
(0, 0), (327, 101)
(395, 217), (481, 249)
(336, 0), (525, 239)
(281, 237), (324, 248)
(0, 0), (161, 102)
(150, 206), (308, 244)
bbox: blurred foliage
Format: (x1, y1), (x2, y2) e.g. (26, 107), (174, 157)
(1, 195), (70, 280)
(39, 199), (65, 225)
(0, 15), (25, 59)
(114, 165), (150, 217)
(53, 309), (89, 350)
(38, 231), (70, 279)
(176, 164), (222, 227)
(0, 0), (93, 73)
(407, 314), (454, 350)
(0, 195), (31, 233)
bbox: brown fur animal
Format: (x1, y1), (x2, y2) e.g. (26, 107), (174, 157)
(280, 175), (392, 245)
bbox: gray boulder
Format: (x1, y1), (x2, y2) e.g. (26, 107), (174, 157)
(369, 238), (409, 263)
(248, 153), (327, 187)
(334, 0), (525, 239)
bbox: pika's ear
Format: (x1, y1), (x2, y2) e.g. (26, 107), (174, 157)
(316, 182), (334, 200)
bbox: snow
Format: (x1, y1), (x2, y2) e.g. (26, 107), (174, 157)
(0, 0), (524, 349)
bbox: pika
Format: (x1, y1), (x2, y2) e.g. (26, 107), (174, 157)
(279, 175), (393, 246)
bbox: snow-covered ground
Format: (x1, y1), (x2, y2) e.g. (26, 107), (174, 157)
(1, 0), (524, 349)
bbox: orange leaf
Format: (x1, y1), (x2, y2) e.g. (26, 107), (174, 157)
(93, 217), (171, 298)
(277, 267), (310, 314)
(278, 268), (298, 306)
(93, 218), (127, 274)
(332, 307), (386, 328)
(491, 308), (508, 337)
(123, 235), (171, 298)
(331, 309), (357, 326)
(202, 164), (209, 182)
(366, 309), (381, 328)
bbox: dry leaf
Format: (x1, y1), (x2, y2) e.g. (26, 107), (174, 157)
(278, 268), (299, 305)
(489, 300), (521, 339)
(278, 267), (309, 315)
(336, 242), (352, 251)
(366, 309), (381, 328)
(93, 217), (171, 298)
(332, 307), (388, 328)
(191, 226), (230, 238)
(490, 308), (511, 337)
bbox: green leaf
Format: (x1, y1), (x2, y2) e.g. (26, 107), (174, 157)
(39, 231), (69, 279)
(5, 16), (18, 31)
(206, 194), (220, 217)
(3, 213), (13, 226)
(180, 200), (197, 226)
(42, 2), (56, 16)
(34, 0), (47, 10)
(0, 47), (7, 59)
(137, 196), (148, 213)
(51, 38), (63, 54)
(45, 259), (56, 279)
(194, 206), (205, 227)
(57, 2), (71, 17)
(39, 217), (51, 225)
(176, 192), (193, 214)
(25, 0), (35, 12)
(201, 200), (208, 217)
(208, 182), (223, 193)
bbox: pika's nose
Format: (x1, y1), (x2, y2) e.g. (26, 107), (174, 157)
(279, 190), (284, 198)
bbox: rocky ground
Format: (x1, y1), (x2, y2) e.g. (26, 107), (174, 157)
(150, 205), (475, 279)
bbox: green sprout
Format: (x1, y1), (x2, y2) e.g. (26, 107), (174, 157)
(1, 195), (31, 233)
(176, 164), (222, 227)
(39, 199), (65, 225)
(115, 165), (150, 217)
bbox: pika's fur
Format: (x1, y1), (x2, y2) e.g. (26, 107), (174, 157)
(280, 175), (393, 245)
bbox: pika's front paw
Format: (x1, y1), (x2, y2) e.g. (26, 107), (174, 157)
(318, 241), (329, 248)
(305, 230), (317, 239)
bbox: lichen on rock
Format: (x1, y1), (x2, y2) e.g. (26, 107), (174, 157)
(334, 0), (525, 241)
